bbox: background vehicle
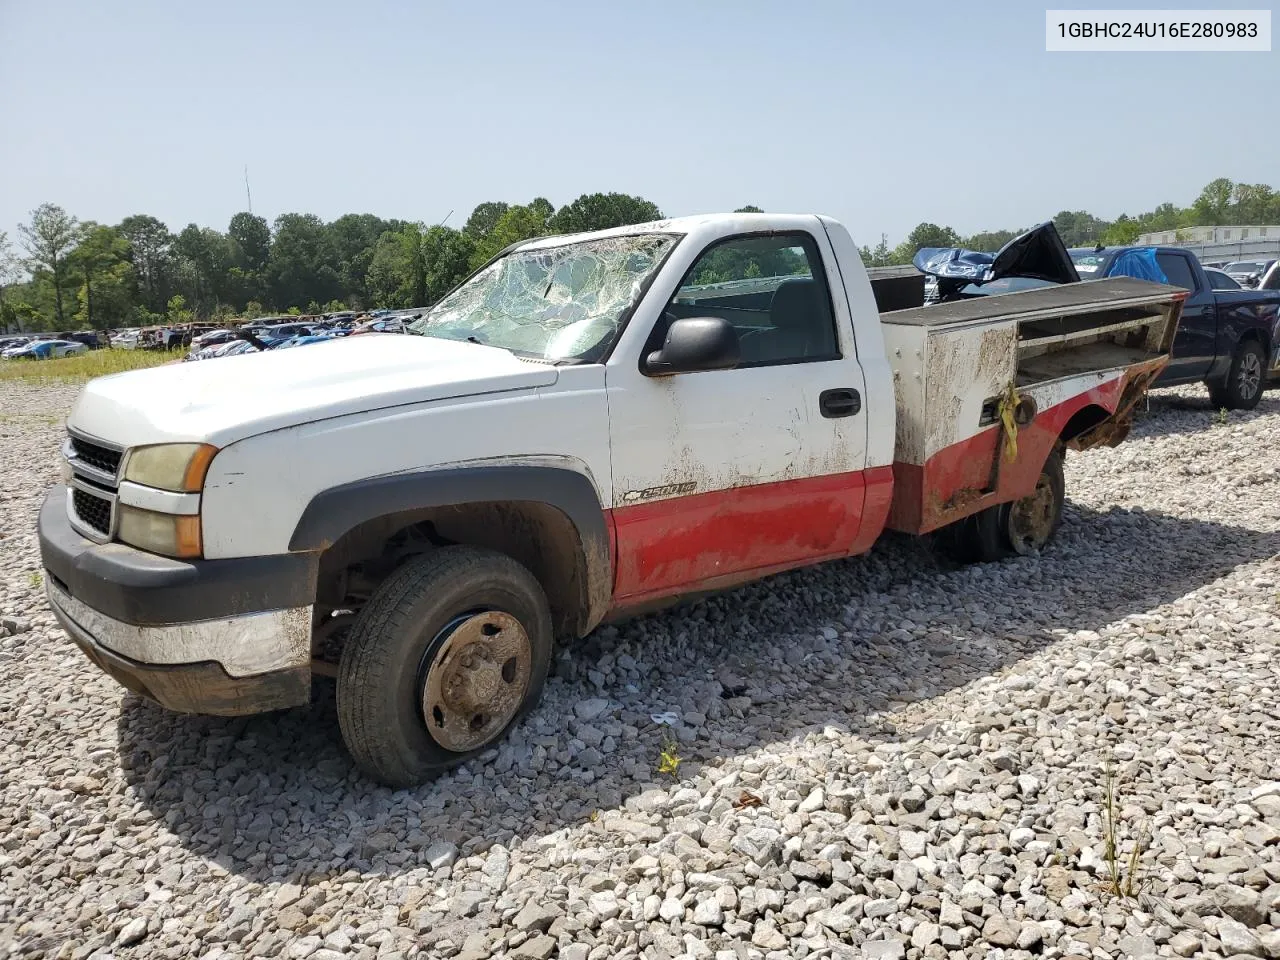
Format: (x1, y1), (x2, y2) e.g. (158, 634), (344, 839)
(3, 339), (89, 360)
(1070, 246), (1280, 408)
(0, 335), (33, 353)
(110, 330), (140, 350)
(1205, 268), (1242, 290)
(1261, 261), (1280, 291)
(59, 331), (104, 350)
(350, 317), (407, 335)
(191, 329), (238, 350)
(1222, 259), (1277, 289)
(40, 213), (1183, 787)
(274, 333), (340, 350)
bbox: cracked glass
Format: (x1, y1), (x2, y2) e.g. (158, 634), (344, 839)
(407, 233), (679, 362)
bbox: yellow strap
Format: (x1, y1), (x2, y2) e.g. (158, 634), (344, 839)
(998, 381), (1021, 461)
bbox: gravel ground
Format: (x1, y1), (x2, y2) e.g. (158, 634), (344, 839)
(1, 380), (1279, 960)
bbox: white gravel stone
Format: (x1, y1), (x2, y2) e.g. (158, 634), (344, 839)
(2, 381), (1279, 959)
(1217, 917), (1262, 954)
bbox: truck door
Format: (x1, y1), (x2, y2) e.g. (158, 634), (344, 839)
(1156, 251), (1215, 380)
(605, 228), (870, 606)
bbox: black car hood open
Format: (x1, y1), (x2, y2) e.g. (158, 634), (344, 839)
(990, 221), (1080, 285)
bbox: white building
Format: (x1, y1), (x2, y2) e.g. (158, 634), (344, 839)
(1137, 224), (1279, 245)
(1136, 224), (1280, 262)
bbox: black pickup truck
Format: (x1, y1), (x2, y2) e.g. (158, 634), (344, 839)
(1072, 246), (1280, 410)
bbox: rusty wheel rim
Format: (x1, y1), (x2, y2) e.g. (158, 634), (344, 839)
(421, 611), (532, 753)
(1007, 475), (1056, 552)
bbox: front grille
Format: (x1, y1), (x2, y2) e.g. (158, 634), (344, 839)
(72, 488), (112, 536)
(69, 436), (122, 477)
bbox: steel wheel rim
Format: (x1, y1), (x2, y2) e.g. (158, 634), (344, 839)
(1239, 352), (1262, 399)
(1008, 475), (1056, 552)
(421, 610), (532, 753)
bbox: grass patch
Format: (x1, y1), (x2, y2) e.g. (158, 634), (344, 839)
(1101, 756), (1150, 899)
(0, 349), (185, 383)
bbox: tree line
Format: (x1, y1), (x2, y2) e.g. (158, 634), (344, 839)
(1, 177), (1275, 332)
(858, 176), (1280, 267)
(0, 192), (663, 332)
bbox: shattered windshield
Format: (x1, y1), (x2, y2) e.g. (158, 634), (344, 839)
(408, 233), (679, 362)
(1071, 252), (1110, 276)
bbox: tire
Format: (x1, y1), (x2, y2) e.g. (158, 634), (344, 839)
(337, 545), (553, 787)
(937, 448), (1066, 563)
(1206, 340), (1266, 411)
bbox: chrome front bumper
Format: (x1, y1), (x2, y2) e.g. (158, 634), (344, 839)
(47, 580), (313, 716)
(46, 579), (311, 678)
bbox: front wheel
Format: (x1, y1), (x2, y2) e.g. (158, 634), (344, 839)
(337, 546), (553, 787)
(1206, 340), (1266, 411)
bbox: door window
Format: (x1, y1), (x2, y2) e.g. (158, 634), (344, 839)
(1206, 270), (1241, 291)
(663, 234), (839, 366)
(1155, 253), (1198, 291)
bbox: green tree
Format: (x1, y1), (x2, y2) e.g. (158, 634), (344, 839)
(166, 294), (193, 325)
(368, 224), (426, 308)
(268, 213), (341, 309)
(1143, 202), (1182, 233)
(0, 231), (25, 331)
(859, 233), (896, 267)
(227, 212), (271, 271)
(18, 203), (81, 327)
(1102, 215), (1141, 246)
(173, 224), (233, 314)
(67, 224), (135, 329)
(1231, 183), (1274, 225)
(891, 222), (960, 264)
(735, 205), (764, 213)
(328, 213), (391, 307)
(422, 225), (476, 302)
(468, 199), (555, 269)
(1051, 210), (1111, 246)
(117, 215), (175, 314)
(1191, 177), (1234, 226)
(964, 229), (1020, 252)
(463, 202), (510, 240)
(547, 192), (663, 234)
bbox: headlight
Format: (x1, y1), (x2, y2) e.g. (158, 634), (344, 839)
(123, 443), (217, 492)
(117, 504), (203, 559)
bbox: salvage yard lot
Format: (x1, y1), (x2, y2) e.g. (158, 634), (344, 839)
(1, 381), (1278, 960)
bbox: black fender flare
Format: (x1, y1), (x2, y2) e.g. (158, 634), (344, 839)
(288, 464), (612, 633)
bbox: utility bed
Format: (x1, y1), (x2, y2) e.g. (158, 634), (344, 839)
(879, 277), (1183, 534)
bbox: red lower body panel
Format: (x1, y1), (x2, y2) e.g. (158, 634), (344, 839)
(608, 465), (893, 610)
(602, 357), (1157, 613)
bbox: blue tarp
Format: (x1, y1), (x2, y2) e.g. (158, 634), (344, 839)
(1102, 247), (1166, 283)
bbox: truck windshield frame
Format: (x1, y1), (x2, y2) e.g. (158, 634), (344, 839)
(407, 233), (682, 363)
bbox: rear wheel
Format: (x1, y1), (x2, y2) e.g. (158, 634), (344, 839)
(336, 546), (552, 787)
(937, 448), (1065, 563)
(1206, 340), (1265, 411)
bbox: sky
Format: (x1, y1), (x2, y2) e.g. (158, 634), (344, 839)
(1, 0), (1276, 249)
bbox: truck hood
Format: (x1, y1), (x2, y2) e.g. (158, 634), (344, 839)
(67, 334), (559, 448)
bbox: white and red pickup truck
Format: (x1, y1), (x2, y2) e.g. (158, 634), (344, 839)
(38, 213), (1184, 786)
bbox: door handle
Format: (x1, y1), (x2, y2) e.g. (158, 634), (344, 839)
(819, 388), (861, 418)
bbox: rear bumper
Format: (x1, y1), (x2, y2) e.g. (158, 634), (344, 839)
(38, 485), (316, 715)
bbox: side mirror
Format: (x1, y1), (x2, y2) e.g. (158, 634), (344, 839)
(643, 317), (741, 376)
